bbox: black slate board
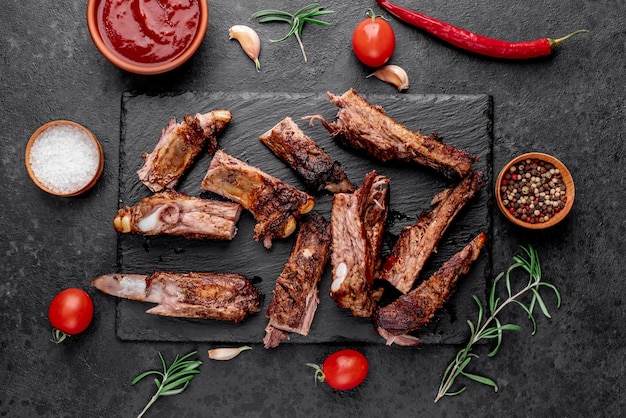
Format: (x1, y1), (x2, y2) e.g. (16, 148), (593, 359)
(116, 91), (493, 344)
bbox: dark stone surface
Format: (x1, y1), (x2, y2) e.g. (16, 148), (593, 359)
(1, 1), (624, 417)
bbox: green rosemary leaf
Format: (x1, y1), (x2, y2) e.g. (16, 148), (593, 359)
(488, 317), (503, 357)
(251, 10), (292, 18)
(161, 376), (196, 395)
(256, 16), (293, 24)
(489, 271), (504, 314)
(131, 370), (159, 385)
(514, 299), (539, 334)
(500, 323), (522, 331)
(169, 360), (201, 375)
(512, 299), (531, 316)
(444, 386), (468, 397)
(479, 324), (520, 340)
(294, 3), (323, 16)
(161, 388), (187, 397)
(531, 288), (552, 318)
(539, 282), (562, 307)
(301, 18), (333, 26)
(301, 10), (334, 20)
(461, 371), (499, 391)
(466, 319), (476, 336)
(513, 254), (533, 279)
(472, 295), (484, 329)
(505, 264), (515, 298)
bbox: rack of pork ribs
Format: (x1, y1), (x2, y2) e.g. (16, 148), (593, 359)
(96, 89), (487, 347)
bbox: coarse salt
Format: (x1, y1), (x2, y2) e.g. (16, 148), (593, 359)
(29, 124), (100, 194)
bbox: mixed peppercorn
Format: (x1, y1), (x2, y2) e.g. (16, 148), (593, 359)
(499, 158), (567, 224)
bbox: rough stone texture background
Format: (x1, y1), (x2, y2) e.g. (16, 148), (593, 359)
(1, 0), (624, 417)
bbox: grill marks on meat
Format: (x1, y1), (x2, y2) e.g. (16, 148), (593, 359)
(380, 171), (485, 294)
(259, 117), (354, 193)
(375, 232), (487, 346)
(113, 190), (242, 240)
(264, 213), (331, 348)
(92, 271), (262, 323)
(321, 89), (477, 179)
(200, 150), (315, 249)
(330, 171), (390, 317)
(137, 110), (232, 192)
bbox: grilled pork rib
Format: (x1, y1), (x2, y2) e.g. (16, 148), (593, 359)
(92, 271), (262, 323)
(200, 150), (316, 249)
(381, 170), (485, 294)
(375, 232), (487, 346)
(330, 171), (389, 318)
(113, 190), (242, 240)
(137, 110), (232, 192)
(259, 117), (354, 193)
(264, 213), (331, 348)
(321, 89), (477, 179)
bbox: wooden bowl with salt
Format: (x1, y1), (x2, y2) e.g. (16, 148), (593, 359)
(25, 120), (104, 197)
(495, 152), (575, 229)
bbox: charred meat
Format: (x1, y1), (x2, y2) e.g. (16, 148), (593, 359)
(137, 110), (232, 192)
(259, 117), (354, 193)
(264, 213), (331, 348)
(92, 271), (262, 323)
(320, 89), (477, 179)
(200, 150), (315, 249)
(113, 190), (242, 240)
(380, 170), (485, 294)
(330, 171), (389, 318)
(375, 232), (487, 346)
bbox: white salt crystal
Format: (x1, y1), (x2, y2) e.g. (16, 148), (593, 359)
(29, 124), (100, 194)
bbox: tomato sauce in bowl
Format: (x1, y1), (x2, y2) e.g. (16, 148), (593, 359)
(87, 0), (208, 74)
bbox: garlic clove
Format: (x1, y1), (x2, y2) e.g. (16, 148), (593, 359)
(208, 345), (252, 360)
(367, 65), (409, 91)
(229, 25), (261, 71)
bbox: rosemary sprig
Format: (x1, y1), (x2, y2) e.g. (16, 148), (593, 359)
(252, 3), (334, 63)
(435, 245), (561, 402)
(132, 350), (202, 418)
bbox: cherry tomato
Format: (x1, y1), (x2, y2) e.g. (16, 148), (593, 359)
(352, 11), (396, 68)
(308, 349), (369, 390)
(48, 288), (94, 343)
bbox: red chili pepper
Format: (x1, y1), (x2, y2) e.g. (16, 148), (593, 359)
(376, 0), (587, 59)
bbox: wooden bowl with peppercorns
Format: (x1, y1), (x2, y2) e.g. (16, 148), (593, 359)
(496, 152), (575, 229)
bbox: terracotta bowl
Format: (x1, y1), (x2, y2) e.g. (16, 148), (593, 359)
(495, 152), (575, 229)
(86, 0), (209, 75)
(25, 120), (104, 197)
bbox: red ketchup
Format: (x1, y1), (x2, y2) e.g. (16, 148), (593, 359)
(97, 0), (200, 65)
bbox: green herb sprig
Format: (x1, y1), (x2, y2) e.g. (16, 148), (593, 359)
(435, 245), (561, 402)
(252, 3), (334, 63)
(132, 351), (202, 418)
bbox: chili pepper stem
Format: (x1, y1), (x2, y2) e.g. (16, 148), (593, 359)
(548, 29), (588, 48)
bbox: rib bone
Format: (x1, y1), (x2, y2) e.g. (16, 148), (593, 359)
(200, 150), (315, 249)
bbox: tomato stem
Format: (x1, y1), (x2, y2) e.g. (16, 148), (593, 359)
(366, 8), (388, 23)
(305, 363), (325, 385)
(51, 328), (69, 344)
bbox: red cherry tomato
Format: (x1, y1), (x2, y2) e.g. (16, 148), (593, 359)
(352, 11), (396, 67)
(48, 288), (94, 343)
(309, 349), (368, 390)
